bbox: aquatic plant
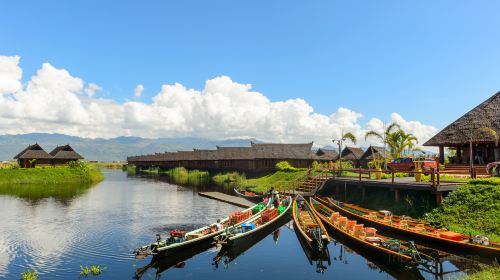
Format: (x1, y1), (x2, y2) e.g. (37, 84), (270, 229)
(459, 265), (500, 280)
(20, 270), (38, 280)
(80, 265), (105, 277)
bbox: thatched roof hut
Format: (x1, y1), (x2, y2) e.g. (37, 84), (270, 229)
(49, 144), (84, 160)
(14, 143), (52, 160)
(424, 91), (500, 147)
(315, 148), (338, 161)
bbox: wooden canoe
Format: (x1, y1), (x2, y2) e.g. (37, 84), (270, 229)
(135, 200), (270, 257)
(310, 197), (416, 266)
(216, 196), (292, 246)
(325, 197), (500, 262)
(292, 195), (330, 253)
(233, 188), (265, 203)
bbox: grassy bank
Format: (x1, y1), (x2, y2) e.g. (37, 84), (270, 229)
(0, 162), (103, 185)
(138, 166), (210, 186)
(460, 266), (500, 280)
(94, 162), (126, 169)
(425, 179), (500, 242)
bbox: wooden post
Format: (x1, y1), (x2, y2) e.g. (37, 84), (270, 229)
(439, 145), (445, 164)
(394, 189), (400, 202)
(431, 168), (435, 188)
(391, 170), (395, 184)
(332, 166), (336, 180)
(435, 193), (443, 204)
(361, 187), (366, 201)
(336, 185), (340, 198)
(359, 167), (362, 182)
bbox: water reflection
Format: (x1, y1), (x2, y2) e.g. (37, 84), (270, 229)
(0, 182), (96, 204)
(293, 223), (331, 273)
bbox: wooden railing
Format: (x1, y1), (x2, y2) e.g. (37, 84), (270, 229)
(328, 166), (470, 189)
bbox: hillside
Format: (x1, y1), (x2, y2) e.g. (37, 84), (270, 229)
(0, 133), (260, 162)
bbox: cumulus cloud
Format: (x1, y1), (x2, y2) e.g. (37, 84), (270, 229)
(0, 55), (22, 94)
(0, 55), (438, 147)
(134, 84), (144, 97)
(85, 82), (102, 97)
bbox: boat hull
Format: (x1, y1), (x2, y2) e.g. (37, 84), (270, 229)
(325, 198), (500, 263)
(233, 188), (265, 203)
(311, 198), (413, 266)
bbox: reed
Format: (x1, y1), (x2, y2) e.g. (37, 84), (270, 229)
(80, 265), (105, 277)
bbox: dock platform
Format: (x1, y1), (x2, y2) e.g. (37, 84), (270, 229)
(198, 192), (254, 208)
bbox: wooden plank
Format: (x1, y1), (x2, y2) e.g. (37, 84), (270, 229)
(198, 192), (254, 208)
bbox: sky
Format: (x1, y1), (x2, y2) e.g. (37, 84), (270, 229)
(0, 0), (499, 147)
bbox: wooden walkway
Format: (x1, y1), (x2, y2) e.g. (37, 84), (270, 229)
(198, 192), (254, 208)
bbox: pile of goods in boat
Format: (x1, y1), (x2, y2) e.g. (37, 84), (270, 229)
(261, 208), (279, 223)
(244, 191), (257, 196)
(230, 210), (252, 225)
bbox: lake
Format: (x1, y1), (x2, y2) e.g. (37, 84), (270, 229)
(0, 170), (475, 279)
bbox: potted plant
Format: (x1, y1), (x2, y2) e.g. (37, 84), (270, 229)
(414, 159), (423, 182)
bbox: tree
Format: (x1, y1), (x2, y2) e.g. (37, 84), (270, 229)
(386, 129), (418, 158)
(333, 129), (357, 165)
(365, 122), (400, 169)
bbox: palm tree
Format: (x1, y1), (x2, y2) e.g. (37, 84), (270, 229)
(365, 122), (400, 169)
(386, 129), (418, 159)
(333, 129), (357, 166)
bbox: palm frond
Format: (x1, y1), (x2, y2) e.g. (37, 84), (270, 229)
(479, 127), (499, 146)
(365, 131), (383, 142)
(342, 132), (357, 145)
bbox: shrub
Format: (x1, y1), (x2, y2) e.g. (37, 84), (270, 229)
(275, 161), (304, 172)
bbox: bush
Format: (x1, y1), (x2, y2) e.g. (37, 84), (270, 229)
(426, 183), (500, 241)
(275, 161), (305, 172)
(469, 177), (500, 186)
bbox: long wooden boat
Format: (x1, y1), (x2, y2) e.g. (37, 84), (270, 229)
(233, 188), (265, 203)
(325, 197), (500, 262)
(134, 200), (269, 257)
(215, 195), (292, 246)
(293, 220), (331, 273)
(292, 195), (330, 253)
(310, 197), (424, 266)
(213, 217), (290, 269)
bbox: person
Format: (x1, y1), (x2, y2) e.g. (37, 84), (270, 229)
(214, 219), (224, 231)
(272, 190), (280, 208)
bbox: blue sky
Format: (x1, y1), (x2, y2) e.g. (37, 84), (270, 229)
(0, 0), (499, 143)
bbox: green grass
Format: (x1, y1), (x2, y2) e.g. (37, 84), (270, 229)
(241, 170), (308, 193)
(0, 162), (103, 185)
(425, 182), (500, 242)
(21, 270), (38, 280)
(459, 266), (500, 280)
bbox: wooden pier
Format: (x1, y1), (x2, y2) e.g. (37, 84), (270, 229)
(198, 192), (254, 208)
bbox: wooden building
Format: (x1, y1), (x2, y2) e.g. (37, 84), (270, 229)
(359, 145), (389, 168)
(13, 144), (52, 168)
(127, 142), (319, 173)
(336, 146), (364, 167)
(315, 148), (338, 162)
(424, 91), (500, 165)
(49, 144), (84, 165)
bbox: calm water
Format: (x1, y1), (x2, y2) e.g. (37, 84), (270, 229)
(0, 170), (473, 279)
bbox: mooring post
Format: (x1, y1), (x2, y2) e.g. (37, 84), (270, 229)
(394, 189), (400, 202)
(361, 187), (366, 201)
(391, 170), (395, 184)
(435, 192), (443, 204)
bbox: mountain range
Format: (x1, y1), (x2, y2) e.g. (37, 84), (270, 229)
(0, 133), (263, 162)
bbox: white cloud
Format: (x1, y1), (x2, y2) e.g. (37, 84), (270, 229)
(85, 82), (101, 97)
(0, 55), (22, 94)
(134, 84), (144, 97)
(0, 55), (438, 147)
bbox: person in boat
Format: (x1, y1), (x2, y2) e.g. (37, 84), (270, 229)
(297, 195), (305, 210)
(272, 190), (280, 208)
(214, 219), (224, 231)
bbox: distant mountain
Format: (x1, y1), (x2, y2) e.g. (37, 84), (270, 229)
(0, 133), (261, 162)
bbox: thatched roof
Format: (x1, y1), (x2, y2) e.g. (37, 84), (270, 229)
(360, 146), (389, 161)
(14, 144), (52, 159)
(315, 148), (338, 161)
(49, 144), (84, 160)
(127, 142), (317, 162)
(337, 146), (364, 161)
(424, 91), (500, 146)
